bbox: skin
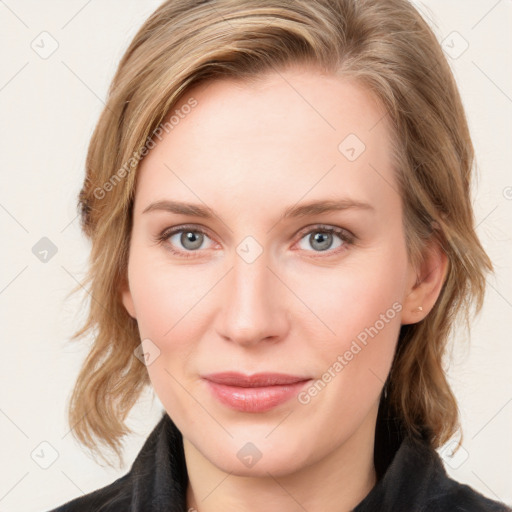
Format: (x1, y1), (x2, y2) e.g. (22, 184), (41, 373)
(121, 65), (447, 512)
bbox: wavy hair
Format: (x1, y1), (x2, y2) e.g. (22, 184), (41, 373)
(67, 0), (492, 467)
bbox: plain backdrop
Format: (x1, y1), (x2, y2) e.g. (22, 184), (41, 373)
(0, 1), (511, 511)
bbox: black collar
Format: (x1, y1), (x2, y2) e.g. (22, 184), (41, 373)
(49, 410), (510, 511)
(126, 412), (507, 512)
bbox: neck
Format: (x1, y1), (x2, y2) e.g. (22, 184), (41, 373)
(184, 406), (379, 512)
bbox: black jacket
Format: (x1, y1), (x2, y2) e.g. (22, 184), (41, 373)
(47, 410), (511, 512)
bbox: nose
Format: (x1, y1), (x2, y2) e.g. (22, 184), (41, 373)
(215, 251), (290, 348)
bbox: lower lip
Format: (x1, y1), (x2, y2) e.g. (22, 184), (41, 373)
(204, 380), (311, 413)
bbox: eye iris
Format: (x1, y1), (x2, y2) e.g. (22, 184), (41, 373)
(181, 231), (203, 250)
(310, 231), (332, 251)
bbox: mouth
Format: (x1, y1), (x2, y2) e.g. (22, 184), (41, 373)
(202, 372), (312, 412)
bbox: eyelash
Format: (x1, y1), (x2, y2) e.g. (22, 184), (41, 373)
(155, 224), (355, 259)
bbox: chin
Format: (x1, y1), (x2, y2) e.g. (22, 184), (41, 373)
(213, 445), (309, 478)
(191, 428), (317, 478)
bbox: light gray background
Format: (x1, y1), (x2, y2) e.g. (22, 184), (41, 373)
(0, 1), (511, 510)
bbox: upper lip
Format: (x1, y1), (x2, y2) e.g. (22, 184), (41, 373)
(202, 372), (311, 387)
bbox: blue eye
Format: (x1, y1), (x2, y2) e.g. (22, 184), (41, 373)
(159, 226), (214, 257)
(296, 226), (353, 254)
(156, 224), (354, 259)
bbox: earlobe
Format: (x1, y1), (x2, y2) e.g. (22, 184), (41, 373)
(401, 240), (448, 325)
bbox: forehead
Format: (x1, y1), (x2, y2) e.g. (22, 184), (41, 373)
(134, 67), (398, 220)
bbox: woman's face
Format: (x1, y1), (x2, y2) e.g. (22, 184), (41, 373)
(122, 67), (420, 476)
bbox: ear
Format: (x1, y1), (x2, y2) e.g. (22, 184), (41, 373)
(120, 276), (137, 319)
(401, 238), (449, 325)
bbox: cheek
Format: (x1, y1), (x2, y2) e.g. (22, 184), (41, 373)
(295, 276), (402, 443)
(127, 246), (211, 339)
(293, 242), (408, 349)
(126, 251), (209, 398)
(293, 240), (407, 405)
(127, 252), (203, 418)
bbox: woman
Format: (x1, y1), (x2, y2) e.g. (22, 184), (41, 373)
(48, 0), (511, 510)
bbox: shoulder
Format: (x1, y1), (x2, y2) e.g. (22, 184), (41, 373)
(362, 432), (511, 512)
(45, 412), (184, 512)
(45, 473), (131, 512)
(422, 475), (511, 512)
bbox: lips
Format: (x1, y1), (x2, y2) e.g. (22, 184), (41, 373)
(203, 372), (310, 387)
(202, 372), (312, 412)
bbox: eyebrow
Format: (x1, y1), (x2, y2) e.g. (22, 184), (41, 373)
(142, 198), (374, 220)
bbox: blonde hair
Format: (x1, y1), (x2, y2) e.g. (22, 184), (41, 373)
(68, 0), (492, 467)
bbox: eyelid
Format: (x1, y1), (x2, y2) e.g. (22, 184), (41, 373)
(159, 223), (213, 241)
(294, 223), (355, 244)
(156, 223), (355, 258)
(156, 223), (218, 257)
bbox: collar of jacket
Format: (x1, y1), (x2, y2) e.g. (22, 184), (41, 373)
(49, 409), (510, 512)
